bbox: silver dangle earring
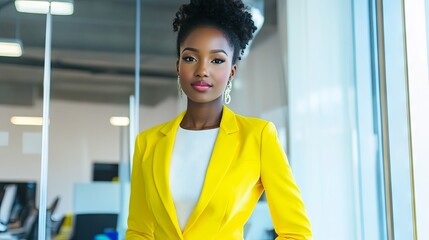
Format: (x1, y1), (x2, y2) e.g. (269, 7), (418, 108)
(177, 75), (183, 98)
(224, 79), (233, 104)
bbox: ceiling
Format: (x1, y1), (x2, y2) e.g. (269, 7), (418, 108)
(0, 0), (277, 106)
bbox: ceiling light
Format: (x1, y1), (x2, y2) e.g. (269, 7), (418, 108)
(110, 117), (130, 127)
(11, 116), (43, 126)
(15, 0), (74, 15)
(0, 39), (23, 57)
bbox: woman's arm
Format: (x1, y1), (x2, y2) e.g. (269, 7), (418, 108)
(260, 122), (313, 240)
(126, 135), (155, 239)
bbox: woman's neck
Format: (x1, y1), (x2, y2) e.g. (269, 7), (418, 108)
(180, 100), (223, 130)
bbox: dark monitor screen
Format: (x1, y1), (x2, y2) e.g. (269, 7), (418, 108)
(92, 163), (118, 182)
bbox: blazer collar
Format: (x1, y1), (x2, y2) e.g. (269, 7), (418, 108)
(159, 105), (239, 136)
(153, 105), (239, 238)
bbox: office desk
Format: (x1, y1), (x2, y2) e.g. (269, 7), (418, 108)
(0, 232), (17, 240)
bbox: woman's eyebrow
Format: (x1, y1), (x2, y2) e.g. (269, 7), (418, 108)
(210, 49), (228, 56)
(182, 47), (198, 53)
(182, 47), (228, 56)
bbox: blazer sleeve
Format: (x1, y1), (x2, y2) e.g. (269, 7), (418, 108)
(260, 122), (313, 240)
(126, 135), (156, 239)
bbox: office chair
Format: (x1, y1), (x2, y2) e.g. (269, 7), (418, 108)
(0, 184), (18, 232)
(70, 213), (118, 240)
(0, 188), (4, 204)
(47, 196), (60, 215)
(9, 197), (60, 240)
(7, 201), (38, 240)
(0, 188), (3, 232)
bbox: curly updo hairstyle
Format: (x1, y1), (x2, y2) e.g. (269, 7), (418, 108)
(173, 0), (257, 64)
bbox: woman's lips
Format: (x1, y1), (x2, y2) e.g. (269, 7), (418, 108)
(191, 81), (212, 92)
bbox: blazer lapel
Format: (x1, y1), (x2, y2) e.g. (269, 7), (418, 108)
(152, 111), (185, 238)
(183, 106), (239, 234)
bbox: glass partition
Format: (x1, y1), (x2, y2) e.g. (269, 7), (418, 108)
(0, 103), (42, 240)
(283, 1), (369, 238)
(46, 1), (137, 239)
(0, 3), (43, 240)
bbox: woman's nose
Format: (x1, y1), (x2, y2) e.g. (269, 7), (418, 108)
(195, 62), (209, 77)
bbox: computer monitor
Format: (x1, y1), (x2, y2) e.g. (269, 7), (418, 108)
(92, 163), (118, 182)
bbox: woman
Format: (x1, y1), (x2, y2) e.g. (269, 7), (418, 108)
(126, 0), (312, 239)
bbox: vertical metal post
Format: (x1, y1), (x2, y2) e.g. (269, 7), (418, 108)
(400, 1), (417, 239)
(351, 1), (364, 239)
(129, 96), (135, 171)
(38, 6), (52, 240)
(375, 0), (395, 239)
(134, 0), (141, 135)
(118, 126), (129, 239)
(401, 0), (428, 238)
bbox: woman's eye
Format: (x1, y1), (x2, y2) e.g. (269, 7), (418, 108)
(212, 59), (225, 64)
(182, 56), (196, 62)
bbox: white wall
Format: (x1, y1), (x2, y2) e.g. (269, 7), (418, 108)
(230, 27), (287, 120)
(0, 97), (179, 218)
(229, 27), (289, 152)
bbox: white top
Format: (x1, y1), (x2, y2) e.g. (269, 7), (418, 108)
(169, 126), (219, 231)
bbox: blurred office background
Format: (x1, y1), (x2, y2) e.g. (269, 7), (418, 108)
(0, 0), (428, 239)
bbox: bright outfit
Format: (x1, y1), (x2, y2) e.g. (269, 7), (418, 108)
(126, 106), (312, 239)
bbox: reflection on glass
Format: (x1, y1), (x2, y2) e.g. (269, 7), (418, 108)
(0, 84), (42, 239)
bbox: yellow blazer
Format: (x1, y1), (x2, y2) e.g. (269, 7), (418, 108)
(126, 106), (312, 240)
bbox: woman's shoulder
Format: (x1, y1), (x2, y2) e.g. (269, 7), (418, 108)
(233, 112), (271, 128)
(136, 117), (177, 140)
(231, 112), (276, 135)
(231, 113), (280, 142)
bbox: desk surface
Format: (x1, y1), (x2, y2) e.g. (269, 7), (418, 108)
(0, 233), (17, 240)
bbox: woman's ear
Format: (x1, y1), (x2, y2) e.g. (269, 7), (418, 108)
(230, 64), (237, 80)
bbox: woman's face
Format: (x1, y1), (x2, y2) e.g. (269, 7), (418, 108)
(177, 26), (236, 104)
